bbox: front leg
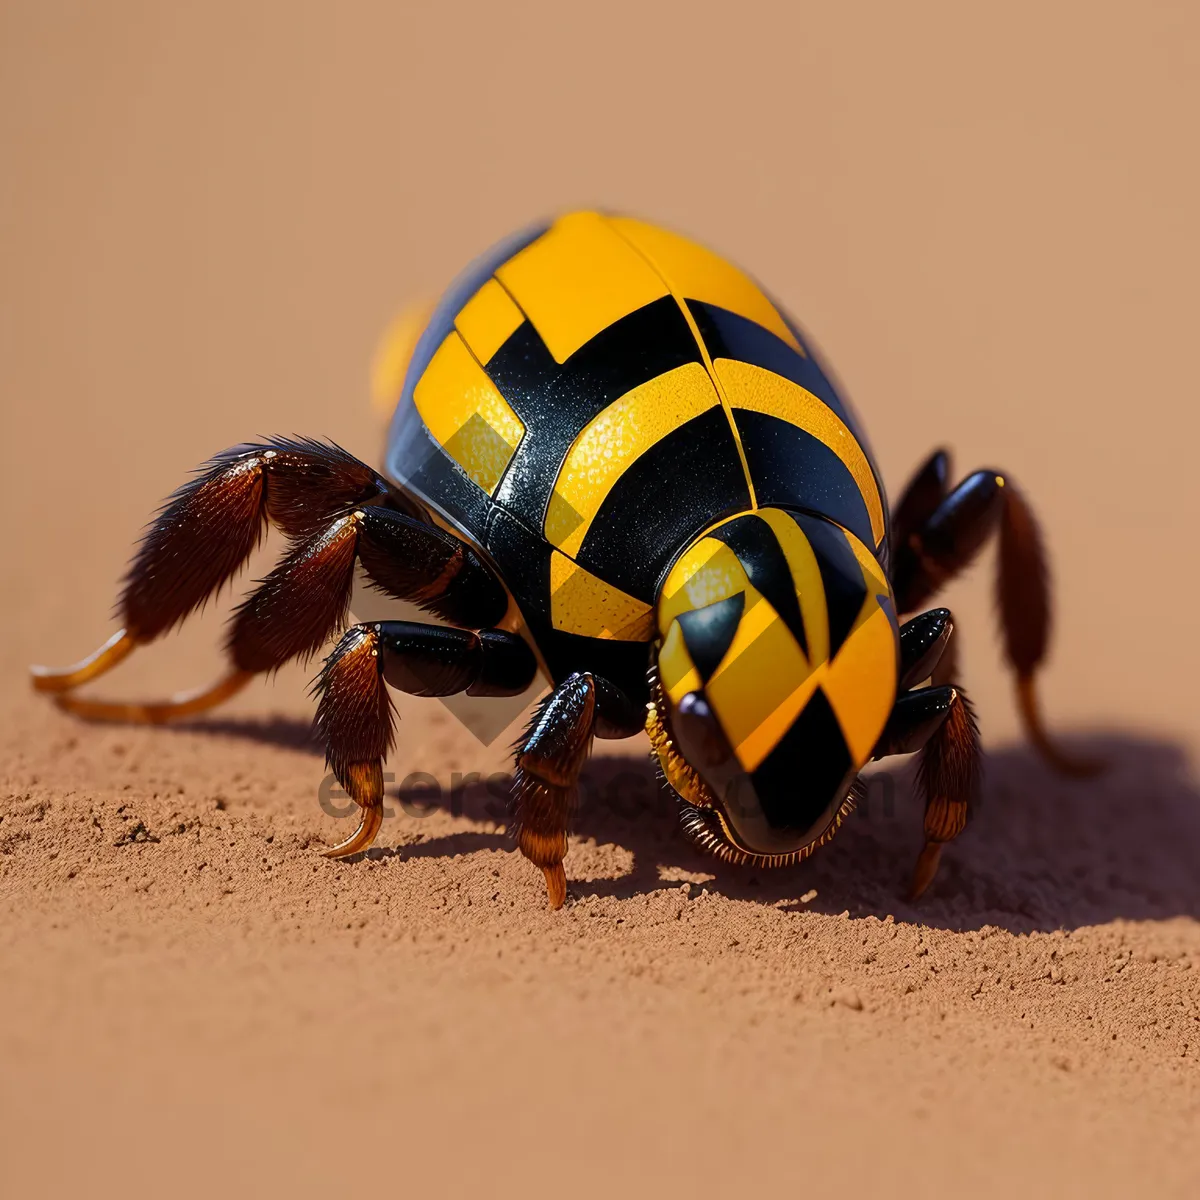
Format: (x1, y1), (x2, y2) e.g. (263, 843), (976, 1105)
(911, 682), (981, 900)
(876, 609), (981, 899)
(316, 620), (537, 858)
(510, 672), (639, 909)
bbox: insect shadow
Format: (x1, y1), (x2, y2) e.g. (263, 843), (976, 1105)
(177, 715), (322, 753)
(177, 716), (1200, 935)
(391, 731), (1200, 935)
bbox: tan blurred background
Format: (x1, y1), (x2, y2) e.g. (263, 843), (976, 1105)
(2, 3), (1199, 1197)
(4, 0), (1198, 738)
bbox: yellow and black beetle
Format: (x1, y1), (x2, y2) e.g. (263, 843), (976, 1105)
(32, 211), (1085, 907)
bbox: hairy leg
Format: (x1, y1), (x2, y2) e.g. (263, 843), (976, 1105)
(316, 621), (538, 858)
(34, 439), (506, 720)
(508, 673), (641, 908)
(891, 453), (1094, 774)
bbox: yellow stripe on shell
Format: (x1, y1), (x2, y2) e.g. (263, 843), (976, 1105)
(704, 585), (820, 774)
(545, 361), (720, 557)
(821, 524), (896, 765)
(413, 331), (525, 495)
(821, 602), (898, 765)
(843, 524), (890, 596)
(753, 507), (831, 667)
(657, 537), (749, 639)
(454, 277), (525, 366)
(607, 216), (802, 353)
(659, 620), (702, 705)
(714, 359), (886, 547)
(549, 551), (655, 642)
(496, 211), (669, 364)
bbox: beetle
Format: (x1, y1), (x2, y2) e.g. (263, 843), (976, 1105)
(32, 211), (1087, 907)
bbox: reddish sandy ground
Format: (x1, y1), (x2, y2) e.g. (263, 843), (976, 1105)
(2, 5), (1198, 1197)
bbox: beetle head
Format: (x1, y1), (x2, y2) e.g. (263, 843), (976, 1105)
(649, 509), (898, 861)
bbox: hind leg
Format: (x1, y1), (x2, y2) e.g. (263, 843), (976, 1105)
(891, 450), (1095, 775)
(908, 673), (982, 900)
(32, 439), (506, 720)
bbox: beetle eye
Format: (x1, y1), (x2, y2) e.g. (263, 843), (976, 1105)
(673, 691), (732, 772)
(670, 691), (750, 813)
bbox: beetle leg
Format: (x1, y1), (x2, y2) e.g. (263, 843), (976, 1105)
(314, 625), (393, 857)
(51, 506), (371, 723)
(510, 672), (600, 909)
(892, 469), (1006, 613)
(874, 648), (980, 900)
(46, 671), (256, 725)
(873, 684), (957, 760)
(890, 448), (951, 565)
(373, 621), (538, 699)
(29, 628), (140, 694)
(32, 440), (390, 687)
(897, 608), (954, 690)
(908, 684), (981, 901)
(38, 464), (507, 722)
(591, 675), (646, 739)
(314, 621), (538, 858)
(220, 505), (505, 677)
(891, 462), (1097, 776)
(31, 439), (388, 701)
(996, 483), (1101, 775)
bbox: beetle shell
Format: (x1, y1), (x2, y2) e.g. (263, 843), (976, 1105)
(383, 211), (889, 703)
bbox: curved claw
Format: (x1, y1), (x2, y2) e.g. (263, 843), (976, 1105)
(30, 629), (136, 694)
(908, 842), (943, 901)
(542, 864), (568, 910)
(1016, 675), (1104, 778)
(321, 802), (383, 859)
(52, 671), (253, 725)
